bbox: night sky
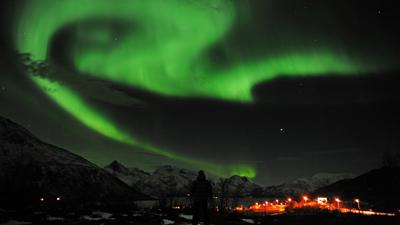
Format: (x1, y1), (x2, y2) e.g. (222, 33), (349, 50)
(1, 0), (400, 185)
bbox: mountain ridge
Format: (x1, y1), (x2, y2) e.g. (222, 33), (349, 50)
(103, 160), (354, 198)
(0, 115), (149, 210)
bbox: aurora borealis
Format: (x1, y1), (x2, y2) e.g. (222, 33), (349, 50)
(16, 0), (380, 102)
(1, 0), (400, 184)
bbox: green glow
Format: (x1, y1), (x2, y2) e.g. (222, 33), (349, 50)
(31, 75), (255, 177)
(32, 76), (136, 145)
(16, 0), (371, 102)
(16, 0), (384, 178)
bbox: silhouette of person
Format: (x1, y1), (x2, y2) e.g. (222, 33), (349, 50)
(190, 170), (212, 225)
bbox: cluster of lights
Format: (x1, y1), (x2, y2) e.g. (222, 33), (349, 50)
(232, 196), (396, 217)
(236, 196), (380, 214)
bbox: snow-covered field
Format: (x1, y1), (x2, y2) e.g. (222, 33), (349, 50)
(1, 209), (398, 225)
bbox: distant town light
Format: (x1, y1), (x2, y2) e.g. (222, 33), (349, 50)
(355, 199), (361, 210)
(56, 197), (61, 201)
(287, 198), (292, 202)
(317, 197), (328, 205)
(234, 196), (394, 216)
(335, 198), (341, 208)
(40, 198), (44, 202)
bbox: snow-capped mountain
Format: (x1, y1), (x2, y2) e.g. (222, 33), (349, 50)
(0, 116), (147, 209)
(104, 158), (355, 198)
(104, 162), (263, 198)
(138, 165), (198, 197)
(263, 173), (355, 197)
(104, 160), (150, 186)
(309, 173), (355, 190)
(105, 164), (198, 197)
(218, 175), (262, 197)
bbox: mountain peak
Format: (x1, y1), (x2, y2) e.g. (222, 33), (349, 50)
(105, 160), (130, 174)
(153, 165), (196, 176)
(228, 175), (249, 183)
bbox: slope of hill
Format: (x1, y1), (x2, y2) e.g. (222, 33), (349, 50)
(314, 167), (400, 211)
(0, 116), (147, 210)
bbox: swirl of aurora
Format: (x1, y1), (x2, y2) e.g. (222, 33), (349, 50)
(15, 0), (383, 178)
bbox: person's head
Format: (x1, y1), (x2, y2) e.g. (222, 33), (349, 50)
(197, 170), (206, 180)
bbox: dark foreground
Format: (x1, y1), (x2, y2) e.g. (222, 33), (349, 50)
(1, 210), (399, 225)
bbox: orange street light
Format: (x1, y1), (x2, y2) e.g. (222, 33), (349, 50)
(335, 198), (341, 208)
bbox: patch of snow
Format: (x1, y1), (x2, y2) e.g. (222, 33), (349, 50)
(179, 214), (193, 220)
(47, 217), (64, 221)
(81, 211), (114, 221)
(162, 219), (175, 225)
(242, 219), (255, 224)
(92, 211), (113, 219)
(81, 215), (102, 221)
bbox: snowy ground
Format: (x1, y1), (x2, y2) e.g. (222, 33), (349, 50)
(0, 209), (399, 225)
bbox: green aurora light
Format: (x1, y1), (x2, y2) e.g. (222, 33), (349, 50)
(14, 0), (385, 178)
(31, 76), (256, 178)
